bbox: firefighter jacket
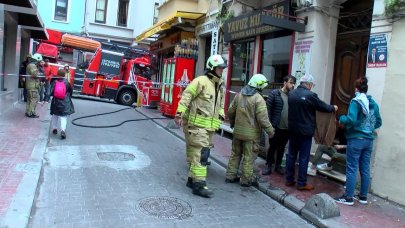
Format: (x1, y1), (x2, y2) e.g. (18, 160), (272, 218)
(25, 62), (40, 90)
(176, 73), (225, 132)
(228, 85), (274, 141)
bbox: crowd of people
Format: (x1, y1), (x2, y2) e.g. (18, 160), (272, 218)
(176, 54), (382, 207)
(19, 53), (75, 140)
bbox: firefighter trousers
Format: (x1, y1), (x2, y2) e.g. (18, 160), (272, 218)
(26, 89), (38, 115)
(225, 138), (260, 185)
(184, 125), (213, 182)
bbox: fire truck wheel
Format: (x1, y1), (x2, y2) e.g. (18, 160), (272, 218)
(118, 89), (136, 106)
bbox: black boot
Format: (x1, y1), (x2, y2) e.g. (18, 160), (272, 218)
(192, 181), (213, 198)
(186, 177), (193, 189)
(225, 176), (240, 183)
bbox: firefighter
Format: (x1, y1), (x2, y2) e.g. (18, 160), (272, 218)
(25, 53), (43, 118)
(225, 74), (275, 187)
(175, 54), (227, 198)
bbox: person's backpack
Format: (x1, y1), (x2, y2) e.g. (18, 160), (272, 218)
(54, 80), (66, 99)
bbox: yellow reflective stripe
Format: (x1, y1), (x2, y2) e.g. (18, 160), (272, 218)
(191, 164), (207, 177)
(234, 125), (261, 136)
(185, 84), (197, 96)
(177, 104), (187, 113)
(257, 105), (267, 113)
(193, 116), (222, 129)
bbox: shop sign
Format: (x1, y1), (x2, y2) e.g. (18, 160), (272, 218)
(196, 20), (219, 36)
(367, 33), (388, 68)
(223, 1), (289, 42)
(211, 29), (219, 55)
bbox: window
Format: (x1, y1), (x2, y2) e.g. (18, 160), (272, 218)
(95, 0), (108, 23)
(54, 0), (68, 21)
(117, 0), (129, 27)
(261, 35), (292, 85)
(231, 40), (255, 83)
(229, 40), (255, 103)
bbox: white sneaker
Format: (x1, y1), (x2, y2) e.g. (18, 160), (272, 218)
(307, 166), (317, 176)
(317, 163), (333, 171)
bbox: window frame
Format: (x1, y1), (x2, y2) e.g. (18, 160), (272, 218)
(95, 0), (108, 24)
(117, 0), (130, 27)
(53, 0), (69, 22)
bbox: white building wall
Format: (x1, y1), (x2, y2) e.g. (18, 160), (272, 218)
(85, 0), (157, 45)
(371, 0), (405, 206)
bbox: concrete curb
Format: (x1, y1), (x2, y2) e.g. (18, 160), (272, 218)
(0, 112), (50, 228)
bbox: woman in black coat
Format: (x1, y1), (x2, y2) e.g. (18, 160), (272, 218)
(50, 69), (75, 139)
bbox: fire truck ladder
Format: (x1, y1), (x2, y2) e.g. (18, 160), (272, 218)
(100, 42), (156, 61)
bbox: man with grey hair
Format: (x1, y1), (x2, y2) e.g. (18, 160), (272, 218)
(285, 74), (338, 191)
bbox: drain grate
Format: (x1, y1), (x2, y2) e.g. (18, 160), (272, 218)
(96, 152), (135, 161)
(138, 196), (192, 220)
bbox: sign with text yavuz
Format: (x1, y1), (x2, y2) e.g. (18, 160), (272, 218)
(223, 1), (289, 42)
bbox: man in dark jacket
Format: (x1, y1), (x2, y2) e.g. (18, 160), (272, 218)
(263, 75), (296, 175)
(285, 74), (337, 191)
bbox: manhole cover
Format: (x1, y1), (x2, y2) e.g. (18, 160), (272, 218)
(96, 152), (135, 161)
(138, 196), (192, 220)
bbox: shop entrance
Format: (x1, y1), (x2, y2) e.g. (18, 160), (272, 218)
(331, 0), (373, 116)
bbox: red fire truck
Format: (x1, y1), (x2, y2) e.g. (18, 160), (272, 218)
(36, 29), (158, 106)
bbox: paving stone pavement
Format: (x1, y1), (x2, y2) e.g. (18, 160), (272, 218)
(0, 101), (50, 227)
(27, 99), (314, 228)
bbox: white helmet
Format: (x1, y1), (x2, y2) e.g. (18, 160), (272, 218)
(206, 54), (227, 71)
(248, 74), (269, 90)
(31, 53), (43, 62)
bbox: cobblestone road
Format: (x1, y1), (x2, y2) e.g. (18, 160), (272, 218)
(28, 99), (314, 227)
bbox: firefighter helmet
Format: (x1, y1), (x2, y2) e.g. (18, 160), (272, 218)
(248, 74), (269, 90)
(31, 53), (43, 62)
(206, 55), (227, 71)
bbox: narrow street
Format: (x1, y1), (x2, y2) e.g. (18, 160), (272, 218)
(27, 98), (313, 227)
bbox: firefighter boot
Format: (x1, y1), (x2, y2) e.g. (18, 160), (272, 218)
(186, 177), (193, 189)
(192, 181), (213, 198)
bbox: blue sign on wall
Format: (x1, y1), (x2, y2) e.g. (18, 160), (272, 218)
(367, 33), (388, 68)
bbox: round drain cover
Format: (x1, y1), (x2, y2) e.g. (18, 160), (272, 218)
(97, 152), (135, 161)
(138, 196), (192, 220)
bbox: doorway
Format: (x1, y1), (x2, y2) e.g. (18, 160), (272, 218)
(331, 0), (373, 116)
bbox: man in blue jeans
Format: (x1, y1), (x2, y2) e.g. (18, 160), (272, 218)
(286, 74), (337, 191)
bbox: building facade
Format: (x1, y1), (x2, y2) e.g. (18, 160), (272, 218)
(84, 0), (159, 45)
(36, 0), (84, 34)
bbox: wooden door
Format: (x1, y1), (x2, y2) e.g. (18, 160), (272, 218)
(331, 33), (369, 116)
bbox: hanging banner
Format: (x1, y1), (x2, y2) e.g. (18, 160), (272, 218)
(291, 37), (313, 82)
(367, 33), (388, 68)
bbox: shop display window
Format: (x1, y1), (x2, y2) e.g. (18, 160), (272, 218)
(261, 34), (292, 86)
(231, 40), (255, 84)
